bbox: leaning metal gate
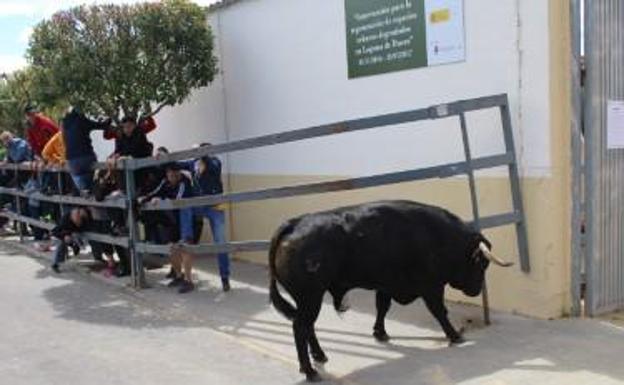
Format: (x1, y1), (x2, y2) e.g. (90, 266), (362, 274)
(580, 0), (624, 316)
(0, 94), (530, 321)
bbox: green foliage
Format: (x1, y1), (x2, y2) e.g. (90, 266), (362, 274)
(28, 0), (218, 123)
(0, 69), (67, 136)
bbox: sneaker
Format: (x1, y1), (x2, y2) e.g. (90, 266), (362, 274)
(167, 276), (185, 288)
(51, 264), (60, 274)
(178, 280), (195, 294)
(71, 243), (80, 257)
(115, 267), (131, 277)
(222, 278), (231, 292)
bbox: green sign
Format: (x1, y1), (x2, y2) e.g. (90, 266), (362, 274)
(345, 0), (465, 78)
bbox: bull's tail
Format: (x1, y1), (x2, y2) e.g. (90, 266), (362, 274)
(269, 219), (299, 321)
(269, 278), (297, 321)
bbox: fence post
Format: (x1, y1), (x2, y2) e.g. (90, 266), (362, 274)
(500, 100), (531, 272)
(14, 164), (24, 242)
(57, 170), (65, 216)
(123, 159), (145, 289)
(458, 112), (490, 325)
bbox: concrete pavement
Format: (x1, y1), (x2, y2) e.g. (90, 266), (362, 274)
(1, 240), (623, 385)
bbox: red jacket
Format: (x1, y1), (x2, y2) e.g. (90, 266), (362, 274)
(27, 114), (60, 156)
(103, 116), (157, 140)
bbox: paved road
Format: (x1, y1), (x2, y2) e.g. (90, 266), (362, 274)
(1, 241), (624, 385)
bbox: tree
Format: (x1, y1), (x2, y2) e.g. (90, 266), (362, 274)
(0, 68), (67, 136)
(27, 0), (218, 123)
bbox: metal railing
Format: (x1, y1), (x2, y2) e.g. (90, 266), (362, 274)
(0, 93), (530, 321)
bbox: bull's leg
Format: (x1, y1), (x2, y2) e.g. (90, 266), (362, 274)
(293, 296), (323, 382)
(308, 327), (328, 364)
(423, 289), (465, 345)
(329, 286), (349, 313)
(373, 291), (392, 342)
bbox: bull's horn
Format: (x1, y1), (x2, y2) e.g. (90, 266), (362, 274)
(479, 242), (514, 267)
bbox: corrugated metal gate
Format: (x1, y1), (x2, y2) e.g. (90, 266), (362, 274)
(583, 0), (624, 316)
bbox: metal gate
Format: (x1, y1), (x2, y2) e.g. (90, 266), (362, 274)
(583, 0), (624, 316)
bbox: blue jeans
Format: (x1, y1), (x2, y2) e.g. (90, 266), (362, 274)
(181, 206), (230, 279)
(67, 155), (96, 191)
(53, 238), (68, 265)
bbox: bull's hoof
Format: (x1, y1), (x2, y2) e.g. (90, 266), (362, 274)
(312, 352), (329, 364)
(301, 368), (322, 382)
(449, 335), (466, 346)
(373, 329), (390, 343)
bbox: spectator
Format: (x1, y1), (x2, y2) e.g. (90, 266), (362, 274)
(139, 162), (196, 293)
(0, 132), (34, 225)
(108, 116), (153, 161)
(24, 106), (59, 158)
(50, 207), (91, 273)
(103, 116), (157, 141)
(106, 116), (154, 196)
(41, 131), (65, 166)
(62, 108), (111, 193)
(0, 131), (34, 166)
(181, 143), (231, 292)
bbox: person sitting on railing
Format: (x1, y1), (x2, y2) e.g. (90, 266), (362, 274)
(0, 131), (34, 168)
(107, 116), (154, 162)
(24, 106), (59, 159)
(138, 162), (196, 294)
(0, 131), (32, 191)
(102, 116), (157, 141)
(103, 116), (155, 232)
(180, 143), (231, 292)
(61, 107), (111, 194)
(41, 131), (65, 167)
(0, 131), (34, 234)
(25, 106), (61, 201)
(50, 207), (91, 273)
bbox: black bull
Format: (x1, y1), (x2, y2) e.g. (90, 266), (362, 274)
(268, 200), (513, 382)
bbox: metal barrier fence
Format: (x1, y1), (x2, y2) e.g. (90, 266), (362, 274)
(0, 93), (530, 321)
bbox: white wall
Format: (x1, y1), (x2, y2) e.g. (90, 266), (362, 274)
(95, 0), (552, 179)
(214, 0), (551, 177)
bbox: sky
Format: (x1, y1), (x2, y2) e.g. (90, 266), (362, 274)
(0, 0), (220, 74)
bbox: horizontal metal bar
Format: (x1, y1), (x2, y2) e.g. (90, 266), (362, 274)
(132, 94), (508, 170)
(80, 232), (130, 248)
(135, 240), (271, 255)
(0, 211), (130, 247)
(0, 161), (110, 172)
(0, 211), (55, 230)
(469, 212), (522, 229)
(135, 210), (519, 257)
(0, 187), (126, 208)
(142, 153), (513, 211)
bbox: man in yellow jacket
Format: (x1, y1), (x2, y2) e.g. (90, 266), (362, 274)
(41, 131), (65, 165)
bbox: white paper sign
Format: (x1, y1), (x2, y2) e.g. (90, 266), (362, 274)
(607, 100), (624, 149)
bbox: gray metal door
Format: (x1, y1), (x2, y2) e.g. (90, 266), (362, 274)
(584, 0), (624, 316)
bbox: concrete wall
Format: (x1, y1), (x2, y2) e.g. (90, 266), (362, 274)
(217, 0), (551, 178)
(94, 0), (573, 319)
